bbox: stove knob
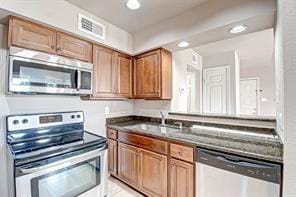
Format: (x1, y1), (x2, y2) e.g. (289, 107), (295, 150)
(22, 119), (28, 124)
(77, 114), (81, 118)
(13, 120), (19, 125)
(71, 115), (75, 119)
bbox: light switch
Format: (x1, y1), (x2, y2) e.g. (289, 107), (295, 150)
(104, 106), (110, 115)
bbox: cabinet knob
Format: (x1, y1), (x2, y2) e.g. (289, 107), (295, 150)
(51, 45), (55, 49)
(57, 47), (62, 51)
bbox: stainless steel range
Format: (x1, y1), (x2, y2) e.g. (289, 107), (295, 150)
(6, 111), (108, 197)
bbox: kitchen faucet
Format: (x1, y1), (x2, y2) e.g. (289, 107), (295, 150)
(160, 111), (166, 126)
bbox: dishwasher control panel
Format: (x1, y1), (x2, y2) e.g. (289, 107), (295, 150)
(196, 148), (281, 184)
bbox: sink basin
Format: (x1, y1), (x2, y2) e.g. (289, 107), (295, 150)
(124, 123), (180, 134)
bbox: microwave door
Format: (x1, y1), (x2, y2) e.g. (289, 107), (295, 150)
(9, 57), (79, 95)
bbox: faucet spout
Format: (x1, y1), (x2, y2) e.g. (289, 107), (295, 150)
(160, 111), (166, 126)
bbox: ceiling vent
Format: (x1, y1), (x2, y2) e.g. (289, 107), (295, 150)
(78, 13), (105, 40)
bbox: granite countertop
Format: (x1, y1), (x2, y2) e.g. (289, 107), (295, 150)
(107, 120), (283, 163)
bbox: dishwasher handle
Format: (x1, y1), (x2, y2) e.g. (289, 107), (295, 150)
(197, 148), (281, 184)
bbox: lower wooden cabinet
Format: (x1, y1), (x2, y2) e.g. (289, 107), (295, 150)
(107, 139), (117, 175)
(138, 149), (167, 197)
(108, 129), (195, 197)
(170, 158), (194, 197)
(118, 143), (139, 187)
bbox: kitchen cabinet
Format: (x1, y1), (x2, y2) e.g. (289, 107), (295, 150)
(118, 143), (139, 187)
(90, 45), (132, 99)
(56, 32), (92, 62)
(134, 49), (172, 99)
(117, 53), (133, 98)
(138, 149), (167, 197)
(9, 17), (92, 62)
(170, 158), (194, 197)
(9, 17), (57, 54)
(107, 128), (195, 197)
(108, 139), (117, 175)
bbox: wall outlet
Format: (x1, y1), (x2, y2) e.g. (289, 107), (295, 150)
(104, 106), (110, 115)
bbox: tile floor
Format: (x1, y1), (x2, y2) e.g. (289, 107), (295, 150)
(108, 176), (145, 197)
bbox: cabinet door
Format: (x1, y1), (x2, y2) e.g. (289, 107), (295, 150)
(118, 143), (139, 187)
(134, 50), (161, 98)
(9, 17), (56, 54)
(138, 149), (167, 197)
(117, 53), (132, 98)
(92, 45), (117, 97)
(108, 139), (117, 175)
(56, 32), (92, 62)
(170, 159), (194, 197)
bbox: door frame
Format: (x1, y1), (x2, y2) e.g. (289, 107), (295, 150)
(202, 65), (230, 114)
(240, 77), (260, 115)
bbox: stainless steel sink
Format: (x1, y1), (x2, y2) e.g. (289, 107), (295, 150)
(124, 123), (180, 134)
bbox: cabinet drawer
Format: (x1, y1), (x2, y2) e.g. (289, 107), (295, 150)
(170, 143), (194, 163)
(118, 132), (168, 155)
(107, 128), (118, 140)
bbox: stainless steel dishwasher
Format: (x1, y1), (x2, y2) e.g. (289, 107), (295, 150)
(196, 148), (281, 197)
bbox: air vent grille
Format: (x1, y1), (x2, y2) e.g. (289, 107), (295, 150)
(78, 14), (105, 40)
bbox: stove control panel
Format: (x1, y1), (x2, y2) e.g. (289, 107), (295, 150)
(7, 111), (84, 131)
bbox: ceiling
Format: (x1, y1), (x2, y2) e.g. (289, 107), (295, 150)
(65, 0), (208, 33)
(193, 28), (275, 67)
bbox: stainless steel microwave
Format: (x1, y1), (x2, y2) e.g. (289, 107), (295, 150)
(8, 47), (93, 95)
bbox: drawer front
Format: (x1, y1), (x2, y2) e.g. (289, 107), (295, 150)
(118, 132), (168, 155)
(107, 128), (118, 140)
(170, 143), (194, 163)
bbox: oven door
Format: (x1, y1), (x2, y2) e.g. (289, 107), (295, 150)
(15, 148), (107, 197)
(8, 56), (92, 95)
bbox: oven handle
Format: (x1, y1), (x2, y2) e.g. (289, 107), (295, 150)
(18, 146), (106, 175)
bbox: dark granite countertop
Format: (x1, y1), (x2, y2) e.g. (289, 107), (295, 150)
(107, 120), (283, 163)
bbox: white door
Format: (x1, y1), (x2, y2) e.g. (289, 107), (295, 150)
(240, 79), (258, 115)
(203, 67), (228, 114)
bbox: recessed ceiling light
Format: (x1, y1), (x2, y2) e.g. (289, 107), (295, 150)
(126, 0), (141, 10)
(178, 41), (190, 48)
(229, 25), (248, 34)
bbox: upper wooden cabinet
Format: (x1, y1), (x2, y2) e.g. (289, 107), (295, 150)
(8, 17), (92, 62)
(117, 53), (133, 98)
(134, 49), (172, 99)
(56, 32), (92, 62)
(9, 17), (57, 54)
(90, 44), (132, 99)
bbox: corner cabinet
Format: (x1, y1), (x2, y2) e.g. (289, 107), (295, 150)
(8, 17), (92, 62)
(134, 49), (172, 99)
(89, 45), (132, 99)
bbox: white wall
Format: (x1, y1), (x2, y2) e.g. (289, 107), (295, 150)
(202, 50), (240, 115)
(0, 24), (134, 197)
(240, 62), (276, 116)
(275, 0), (296, 196)
(0, 0), (133, 54)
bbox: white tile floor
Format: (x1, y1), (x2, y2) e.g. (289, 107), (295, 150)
(108, 176), (145, 197)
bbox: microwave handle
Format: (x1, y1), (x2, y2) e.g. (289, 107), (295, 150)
(76, 70), (81, 90)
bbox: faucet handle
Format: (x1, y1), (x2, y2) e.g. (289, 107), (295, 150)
(160, 111), (165, 118)
(175, 122), (183, 129)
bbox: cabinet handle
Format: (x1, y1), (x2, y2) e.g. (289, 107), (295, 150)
(178, 151), (182, 155)
(57, 47), (62, 51)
